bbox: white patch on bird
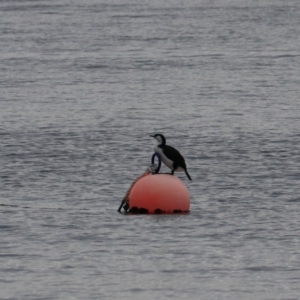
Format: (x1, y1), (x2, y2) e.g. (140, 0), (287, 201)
(155, 135), (163, 145)
(152, 139), (159, 148)
(154, 146), (173, 169)
(153, 146), (183, 172)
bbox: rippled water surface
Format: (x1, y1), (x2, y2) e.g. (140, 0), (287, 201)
(1, 0), (300, 299)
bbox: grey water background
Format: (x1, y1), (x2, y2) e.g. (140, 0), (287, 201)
(1, 0), (300, 299)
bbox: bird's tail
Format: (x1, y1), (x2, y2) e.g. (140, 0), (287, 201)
(185, 169), (192, 181)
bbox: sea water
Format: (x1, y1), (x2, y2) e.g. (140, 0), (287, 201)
(1, 1), (300, 299)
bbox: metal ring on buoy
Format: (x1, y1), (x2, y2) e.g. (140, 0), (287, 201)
(151, 152), (161, 174)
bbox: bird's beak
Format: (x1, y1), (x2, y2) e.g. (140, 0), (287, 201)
(150, 135), (154, 138)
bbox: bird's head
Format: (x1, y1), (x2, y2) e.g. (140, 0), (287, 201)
(150, 133), (166, 147)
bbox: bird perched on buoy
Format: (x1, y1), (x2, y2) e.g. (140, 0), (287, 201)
(150, 133), (192, 181)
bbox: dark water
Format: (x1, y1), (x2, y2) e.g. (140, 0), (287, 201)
(1, 0), (300, 299)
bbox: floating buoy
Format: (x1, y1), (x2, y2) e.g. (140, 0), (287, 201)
(128, 174), (190, 214)
(118, 152), (190, 214)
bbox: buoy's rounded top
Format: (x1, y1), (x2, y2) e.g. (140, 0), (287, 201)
(129, 174), (190, 214)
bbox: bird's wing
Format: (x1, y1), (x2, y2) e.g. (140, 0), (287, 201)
(163, 145), (187, 169)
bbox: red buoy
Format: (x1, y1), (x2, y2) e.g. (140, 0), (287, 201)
(129, 174), (190, 214)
